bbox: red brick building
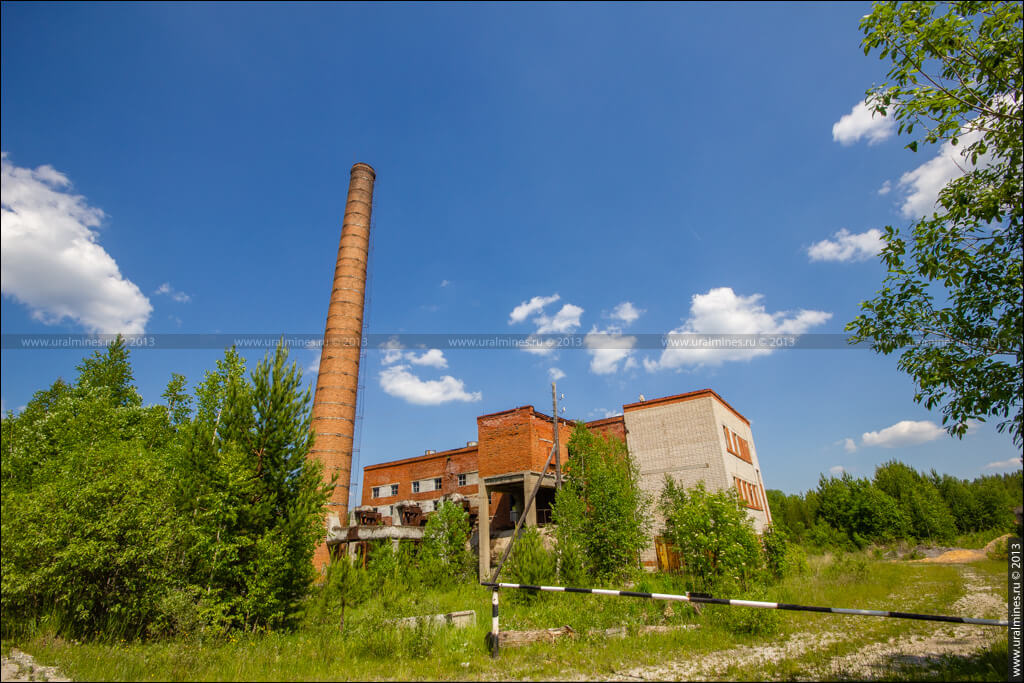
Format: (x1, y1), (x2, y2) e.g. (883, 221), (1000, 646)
(361, 405), (573, 532)
(330, 388), (772, 576)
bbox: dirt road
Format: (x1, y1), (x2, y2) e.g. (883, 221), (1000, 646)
(1, 649), (70, 682)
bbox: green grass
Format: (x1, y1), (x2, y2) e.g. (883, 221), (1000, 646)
(953, 529), (1011, 550)
(3, 552), (1011, 681)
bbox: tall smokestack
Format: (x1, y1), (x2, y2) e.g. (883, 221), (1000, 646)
(310, 162), (375, 569)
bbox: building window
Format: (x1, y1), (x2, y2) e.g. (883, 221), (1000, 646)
(390, 483), (399, 496)
(412, 481), (420, 493)
(734, 477), (761, 510)
(434, 477), (442, 491)
(724, 426), (752, 464)
(458, 473), (467, 487)
(371, 486), (381, 498)
(488, 491), (493, 504)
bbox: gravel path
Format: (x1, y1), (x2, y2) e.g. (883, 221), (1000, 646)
(590, 562), (1005, 681)
(808, 565), (1004, 680)
(1, 650), (70, 682)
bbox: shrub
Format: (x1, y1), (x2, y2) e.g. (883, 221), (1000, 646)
(147, 586), (232, 641)
(314, 555), (370, 631)
(420, 500), (474, 586)
(551, 424), (651, 582)
(659, 479), (765, 592)
(761, 525), (789, 581)
(347, 604), (441, 660)
(505, 527), (556, 603)
(762, 525), (808, 580)
(986, 536), (1009, 561)
(823, 554), (870, 582)
(705, 580), (780, 636)
(806, 521), (853, 551)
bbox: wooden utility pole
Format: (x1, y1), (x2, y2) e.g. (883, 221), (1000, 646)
(552, 382), (561, 489)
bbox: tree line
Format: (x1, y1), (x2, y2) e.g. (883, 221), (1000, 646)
(2, 339), (328, 639)
(766, 463), (1021, 549)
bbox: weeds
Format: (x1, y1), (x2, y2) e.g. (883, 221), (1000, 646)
(4, 547), (1010, 681)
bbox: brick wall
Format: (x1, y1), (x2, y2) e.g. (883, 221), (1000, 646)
(362, 445), (479, 511)
(586, 415), (627, 444)
(476, 406), (571, 478)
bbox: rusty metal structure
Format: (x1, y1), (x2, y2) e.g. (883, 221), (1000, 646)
(310, 162), (375, 569)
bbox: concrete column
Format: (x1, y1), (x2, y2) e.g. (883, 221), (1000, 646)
(478, 484), (491, 580)
(523, 473), (538, 527)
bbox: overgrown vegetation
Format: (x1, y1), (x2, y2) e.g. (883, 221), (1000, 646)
(8, 553), (1008, 681)
(420, 500), (476, 585)
(1, 338), (329, 640)
(659, 479), (765, 592)
(550, 423), (651, 582)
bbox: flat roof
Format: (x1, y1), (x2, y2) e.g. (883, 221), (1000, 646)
(585, 415), (624, 427)
(477, 404), (575, 427)
(363, 443), (478, 471)
(622, 388), (750, 426)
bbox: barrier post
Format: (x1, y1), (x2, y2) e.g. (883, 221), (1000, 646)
(490, 586), (500, 658)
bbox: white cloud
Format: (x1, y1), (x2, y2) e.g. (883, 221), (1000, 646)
(534, 303), (584, 334)
(878, 180), (892, 196)
(378, 364), (482, 406)
(832, 100), (895, 146)
(407, 348), (448, 369)
(509, 294), (584, 355)
(984, 457), (1023, 470)
(1, 154), (152, 334)
(609, 301), (643, 325)
(155, 282), (191, 303)
(509, 294), (560, 324)
(829, 465), (847, 476)
(440, 279), (450, 287)
(307, 350), (321, 378)
(861, 420), (945, 448)
(895, 129), (987, 217)
(842, 438), (857, 454)
(520, 334), (560, 356)
(807, 228), (884, 263)
(585, 325), (638, 375)
(643, 287), (831, 371)
(380, 345), (449, 368)
(548, 367), (566, 381)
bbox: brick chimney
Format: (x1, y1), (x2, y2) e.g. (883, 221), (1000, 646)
(310, 162), (375, 570)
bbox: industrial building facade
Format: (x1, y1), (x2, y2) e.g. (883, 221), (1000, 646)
(309, 166), (771, 574)
(331, 388), (771, 573)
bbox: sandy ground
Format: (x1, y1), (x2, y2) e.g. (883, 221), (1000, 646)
(911, 533), (1011, 564)
(0, 650), (70, 682)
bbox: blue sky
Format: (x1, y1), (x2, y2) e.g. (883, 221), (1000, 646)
(2, 2), (1020, 500)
